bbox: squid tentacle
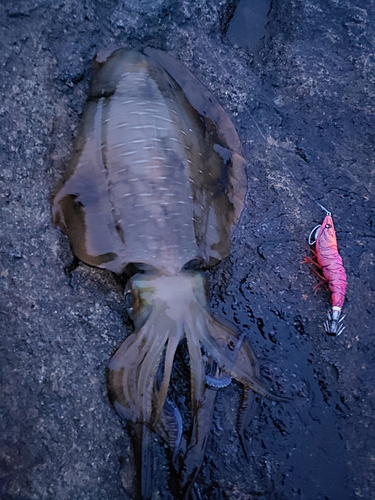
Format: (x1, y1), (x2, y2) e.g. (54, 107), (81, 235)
(122, 323), (161, 421)
(154, 399), (183, 463)
(184, 316), (206, 420)
(109, 312), (169, 423)
(108, 271), (287, 498)
(155, 322), (184, 423)
(193, 305), (286, 401)
(137, 325), (171, 423)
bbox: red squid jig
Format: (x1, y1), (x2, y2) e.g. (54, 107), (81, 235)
(308, 213), (347, 336)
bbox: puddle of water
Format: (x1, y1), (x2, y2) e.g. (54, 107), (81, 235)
(226, 0), (270, 50)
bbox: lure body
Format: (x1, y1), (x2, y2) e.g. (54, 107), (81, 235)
(309, 214), (347, 336)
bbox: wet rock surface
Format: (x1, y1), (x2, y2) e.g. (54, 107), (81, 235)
(0, 0), (374, 499)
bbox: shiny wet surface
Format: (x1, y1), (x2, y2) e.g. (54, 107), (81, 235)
(1, 0), (374, 499)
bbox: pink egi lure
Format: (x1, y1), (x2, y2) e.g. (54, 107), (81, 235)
(308, 214), (347, 336)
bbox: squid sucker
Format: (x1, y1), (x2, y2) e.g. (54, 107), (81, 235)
(52, 47), (283, 499)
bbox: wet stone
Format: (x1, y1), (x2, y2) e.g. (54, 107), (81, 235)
(1, 0), (374, 499)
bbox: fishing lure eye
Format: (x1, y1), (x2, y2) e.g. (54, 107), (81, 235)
(325, 224), (332, 229)
(308, 224), (321, 245)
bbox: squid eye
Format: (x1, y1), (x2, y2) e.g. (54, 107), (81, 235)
(124, 290), (133, 316)
(325, 224), (331, 228)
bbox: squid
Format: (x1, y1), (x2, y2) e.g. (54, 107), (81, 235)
(52, 47), (285, 498)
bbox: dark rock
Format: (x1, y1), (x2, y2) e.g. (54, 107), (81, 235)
(1, 0), (374, 498)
